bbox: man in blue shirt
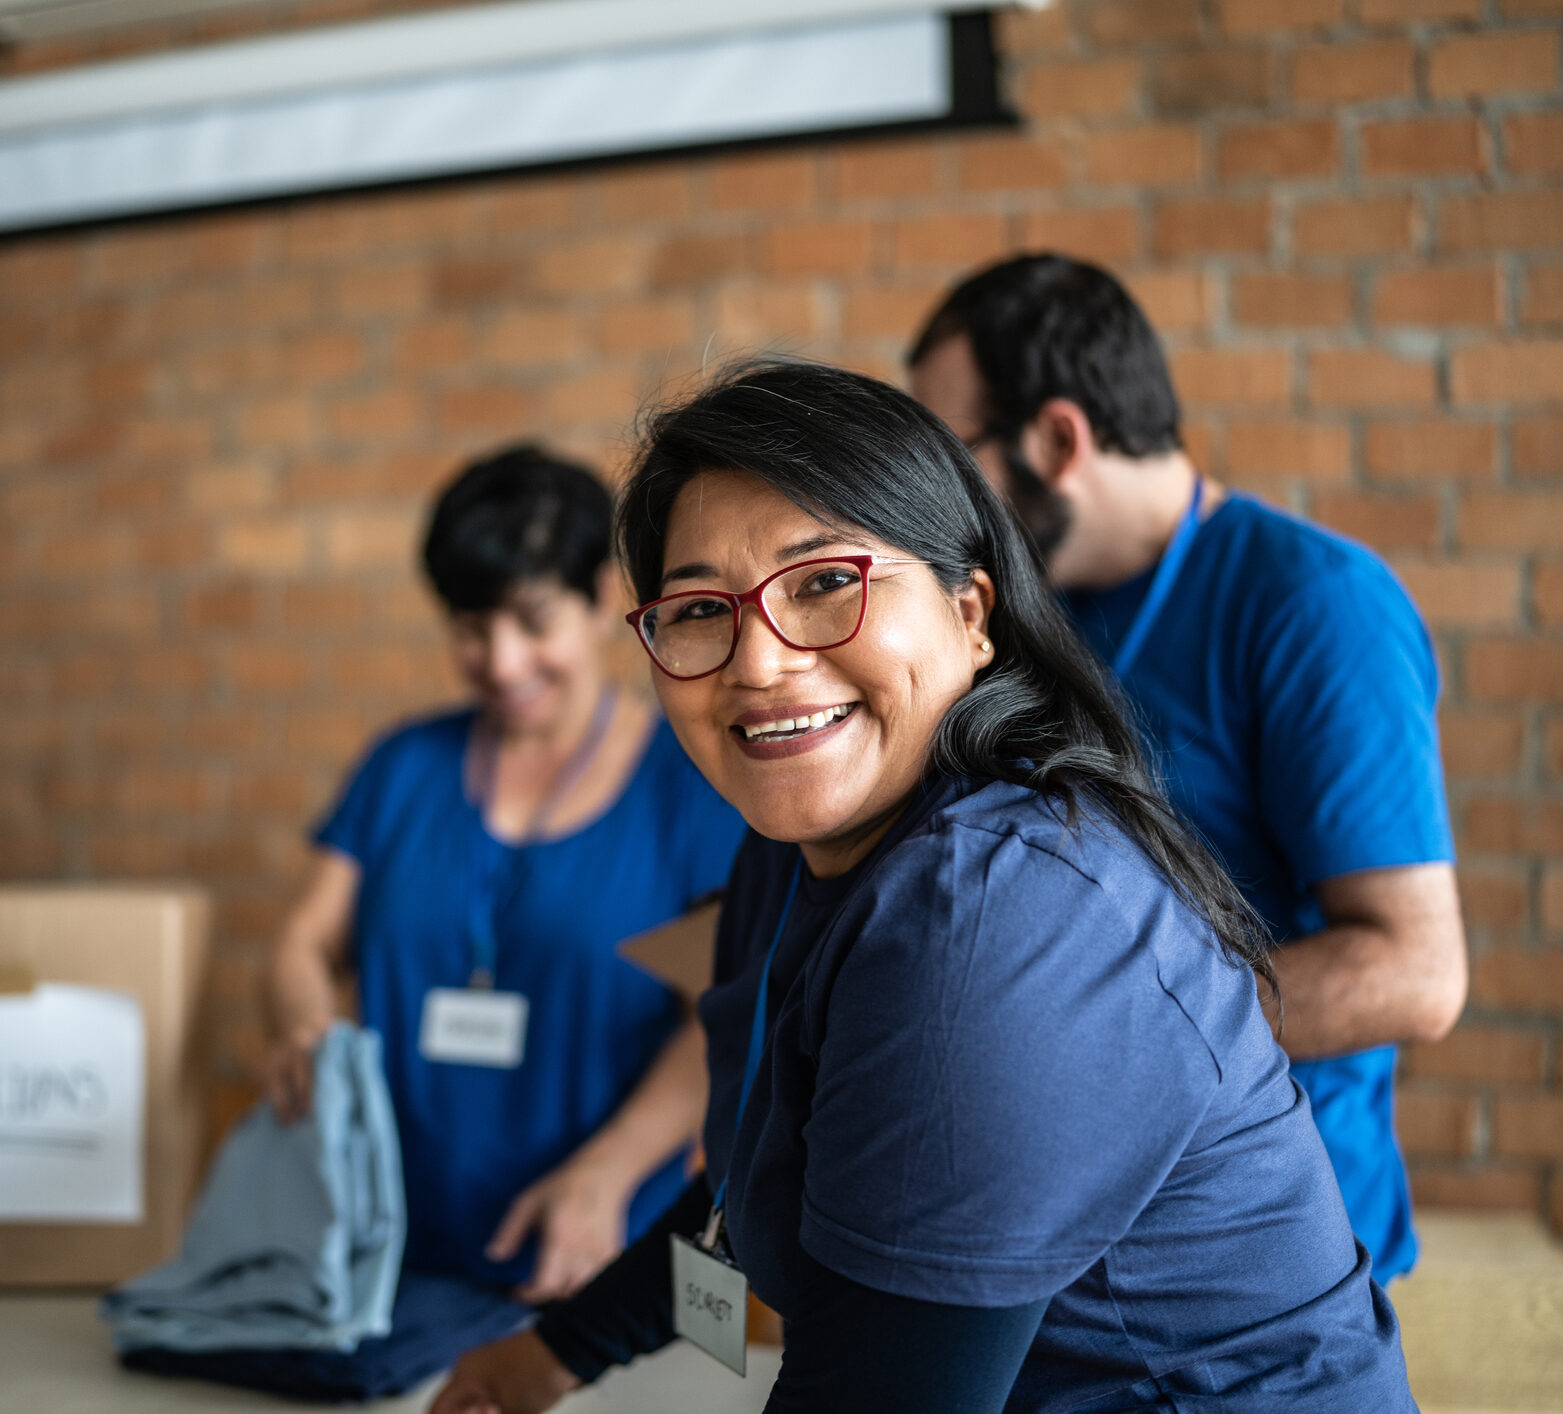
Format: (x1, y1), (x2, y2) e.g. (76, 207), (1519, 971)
(909, 253), (1467, 1282)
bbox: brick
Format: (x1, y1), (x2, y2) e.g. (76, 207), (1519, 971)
(1021, 207), (1141, 265)
(1294, 195), (1417, 257)
(1462, 485), (1563, 553)
(717, 284), (829, 343)
(1232, 273), (1353, 327)
(1440, 708), (1526, 777)
(1550, 718), (1563, 781)
(835, 142), (942, 201)
(539, 368), (641, 425)
(709, 152), (818, 212)
(323, 509), (416, 571)
(600, 299), (694, 357)
(1397, 1090), (1480, 1158)
(1429, 31), (1560, 99)
(1374, 266), (1501, 327)
(1454, 342), (1563, 405)
(1536, 563), (1563, 625)
(1514, 416), (1563, 476)
(1019, 59), (1142, 120)
(1364, 419), (1497, 479)
(217, 519), (311, 575)
(280, 330), (365, 385)
(891, 213), (1012, 270)
(329, 260), (428, 319)
(1154, 196), (1270, 258)
(433, 257), (530, 308)
(1411, 1166), (1540, 1212)
(1458, 862), (1532, 928)
(1220, 120), (1338, 181)
(1524, 265), (1563, 326)
(1309, 350), (1436, 408)
(842, 284), (946, 342)
(1292, 41), (1415, 104)
(956, 136), (1071, 193)
(995, 3), (1071, 54)
(1084, 0), (1203, 46)
(1506, 114), (1563, 177)
(1442, 191), (1563, 254)
(1502, 0), (1563, 12)
(1086, 125), (1204, 189)
(435, 384), (536, 436)
(1173, 348), (1293, 406)
(1493, 1095), (1563, 1158)
(1463, 797), (1563, 854)
(1466, 638), (1563, 700)
(1151, 48), (1273, 116)
(1361, 117), (1486, 179)
(1123, 270), (1212, 334)
(534, 238), (651, 296)
(486, 309), (585, 368)
(596, 168), (692, 224)
(762, 220), (874, 278)
(1314, 490), (1441, 550)
(281, 581), (364, 630)
(1397, 560), (1521, 627)
(1360, 0), (1481, 18)
(1548, 866), (1563, 934)
(329, 387), (424, 442)
(485, 180), (580, 235)
(185, 582), (261, 630)
(1227, 419), (1352, 480)
(1220, 0), (1343, 32)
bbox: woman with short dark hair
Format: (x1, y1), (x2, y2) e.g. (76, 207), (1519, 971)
(432, 369), (1415, 1413)
(264, 444), (745, 1311)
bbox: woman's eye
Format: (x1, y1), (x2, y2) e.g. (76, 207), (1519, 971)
(801, 569), (858, 596)
(671, 596), (730, 624)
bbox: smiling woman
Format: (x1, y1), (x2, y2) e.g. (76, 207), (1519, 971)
(431, 365), (1419, 1414)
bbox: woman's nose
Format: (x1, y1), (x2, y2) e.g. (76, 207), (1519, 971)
(482, 617), (535, 682)
(721, 602), (814, 686)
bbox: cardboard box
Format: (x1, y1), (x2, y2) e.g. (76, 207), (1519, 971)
(0, 886), (209, 1288)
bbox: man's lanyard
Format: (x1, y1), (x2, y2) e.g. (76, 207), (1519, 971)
(705, 856), (803, 1240)
(1111, 477), (1205, 679)
(466, 687), (618, 989)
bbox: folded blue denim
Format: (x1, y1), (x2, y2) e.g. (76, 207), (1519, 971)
(103, 1024), (404, 1353)
(119, 1270), (528, 1401)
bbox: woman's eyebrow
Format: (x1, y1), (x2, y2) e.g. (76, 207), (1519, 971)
(661, 560), (718, 587)
(660, 534), (865, 589)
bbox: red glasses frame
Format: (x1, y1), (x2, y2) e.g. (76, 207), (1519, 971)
(626, 554), (919, 681)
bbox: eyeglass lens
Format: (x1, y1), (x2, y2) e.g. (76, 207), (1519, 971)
(640, 560), (866, 678)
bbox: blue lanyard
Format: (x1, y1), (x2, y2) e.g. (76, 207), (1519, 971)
(711, 857), (802, 1214)
(1111, 478), (1205, 679)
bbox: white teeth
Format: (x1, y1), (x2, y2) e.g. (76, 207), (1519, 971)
(740, 704), (853, 740)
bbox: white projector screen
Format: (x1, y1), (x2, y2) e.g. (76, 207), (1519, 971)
(0, 6), (1007, 233)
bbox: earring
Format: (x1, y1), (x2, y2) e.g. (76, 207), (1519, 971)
(979, 639), (992, 654)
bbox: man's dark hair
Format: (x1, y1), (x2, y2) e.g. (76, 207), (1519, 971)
(618, 359), (1274, 999)
(908, 253), (1183, 458)
(422, 444), (612, 611)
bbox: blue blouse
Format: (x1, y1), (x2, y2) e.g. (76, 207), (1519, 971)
(316, 708), (746, 1286)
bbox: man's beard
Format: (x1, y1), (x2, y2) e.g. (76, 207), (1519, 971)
(1002, 442), (1073, 565)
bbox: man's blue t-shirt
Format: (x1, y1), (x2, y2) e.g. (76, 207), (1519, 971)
(701, 776), (1414, 1411)
(1065, 491), (1454, 1282)
(315, 708), (747, 1287)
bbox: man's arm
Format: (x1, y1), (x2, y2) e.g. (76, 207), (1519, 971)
(1266, 862), (1466, 1060)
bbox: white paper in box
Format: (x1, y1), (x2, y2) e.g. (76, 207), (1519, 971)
(0, 984), (146, 1223)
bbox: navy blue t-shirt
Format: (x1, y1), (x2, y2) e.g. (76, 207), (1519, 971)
(1065, 492), (1454, 1282)
(701, 776), (1413, 1411)
(315, 708), (747, 1286)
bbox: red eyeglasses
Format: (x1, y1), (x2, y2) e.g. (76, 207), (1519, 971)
(626, 555), (922, 681)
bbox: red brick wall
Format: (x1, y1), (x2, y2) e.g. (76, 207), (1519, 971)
(2, 0), (1561, 1222)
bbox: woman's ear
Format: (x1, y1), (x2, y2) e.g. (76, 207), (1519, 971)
(957, 568), (997, 670)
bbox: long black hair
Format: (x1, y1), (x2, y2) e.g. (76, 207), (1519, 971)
(617, 360), (1275, 994)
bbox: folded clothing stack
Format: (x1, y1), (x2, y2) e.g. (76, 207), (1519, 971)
(103, 1024), (405, 1354)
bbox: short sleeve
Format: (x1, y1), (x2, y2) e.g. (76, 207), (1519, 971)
(798, 824), (1220, 1308)
(311, 733), (399, 866)
(1252, 563), (1454, 889)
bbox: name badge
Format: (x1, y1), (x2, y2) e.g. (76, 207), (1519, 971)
(671, 1233), (749, 1376)
(418, 987), (527, 1068)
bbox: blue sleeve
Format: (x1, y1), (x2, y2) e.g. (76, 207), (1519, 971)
(798, 825), (1219, 1307)
(1252, 563), (1454, 888)
(311, 733), (399, 866)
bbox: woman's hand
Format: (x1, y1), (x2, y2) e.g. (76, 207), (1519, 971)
(486, 1153), (632, 1303)
(261, 1021), (330, 1124)
(429, 1329), (582, 1414)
